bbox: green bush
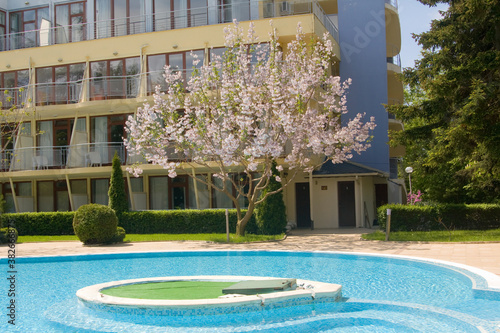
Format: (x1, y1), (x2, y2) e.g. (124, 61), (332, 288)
(377, 204), (500, 232)
(73, 204), (118, 244)
(120, 209), (258, 234)
(0, 227), (18, 244)
(255, 164), (287, 235)
(110, 226), (126, 243)
(0, 212), (74, 236)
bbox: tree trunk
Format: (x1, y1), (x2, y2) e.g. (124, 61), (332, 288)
(235, 203), (255, 236)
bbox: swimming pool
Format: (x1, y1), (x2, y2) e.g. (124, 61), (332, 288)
(1, 250), (499, 332)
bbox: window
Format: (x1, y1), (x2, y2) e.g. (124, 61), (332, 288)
(9, 6), (50, 49)
(55, 1), (86, 44)
(153, 0), (208, 31)
(90, 57), (140, 99)
(147, 50), (204, 94)
(37, 181), (69, 212)
(3, 182), (32, 213)
(0, 70), (29, 108)
(0, 11), (6, 51)
(91, 114), (129, 164)
(149, 176), (190, 210)
(91, 178), (109, 205)
(95, 0), (144, 38)
(36, 63), (85, 105)
(219, 0), (250, 23)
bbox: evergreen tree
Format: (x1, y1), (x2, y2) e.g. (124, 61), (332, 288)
(108, 152), (129, 215)
(255, 162), (287, 235)
(390, 0), (500, 203)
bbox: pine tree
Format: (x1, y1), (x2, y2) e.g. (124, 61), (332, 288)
(108, 152), (129, 215)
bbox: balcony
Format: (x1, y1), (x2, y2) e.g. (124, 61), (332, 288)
(0, 88), (29, 109)
(0, 0), (338, 53)
(2, 142), (127, 172)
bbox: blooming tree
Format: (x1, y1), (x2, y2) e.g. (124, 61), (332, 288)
(126, 21), (376, 235)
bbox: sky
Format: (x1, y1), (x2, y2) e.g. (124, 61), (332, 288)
(397, 0), (449, 68)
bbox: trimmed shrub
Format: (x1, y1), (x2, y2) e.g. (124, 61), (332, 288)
(0, 212), (74, 236)
(73, 204), (118, 244)
(255, 163), (287, 235)
(377, 204), (500, 232)
(108, 152), (129, 216)
(120, 209), (258, 234)
(0, 227), (18, 244)
(110, 226), (126, 243)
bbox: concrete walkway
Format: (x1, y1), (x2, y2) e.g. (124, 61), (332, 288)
(4, 228), (500, 277)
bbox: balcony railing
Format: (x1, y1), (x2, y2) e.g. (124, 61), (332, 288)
(34, 81), (82, 105)
(88, 74), (141, 100)
(2, 142), (128, 172)
(0, 87), (29, 109)
(0, 0), (338, 52)
(387, 54), (401, 68)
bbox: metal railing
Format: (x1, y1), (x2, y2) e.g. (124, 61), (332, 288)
(387, 54), (401, 68)
(33, 81), (82, 105)
(0, 0), (338, 52)
(0, 87), (29, 109)
(2, 142), (128, 171)
(87, 74), (141, 100)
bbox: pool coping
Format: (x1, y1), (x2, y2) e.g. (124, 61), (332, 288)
(76, 275), (342, 311)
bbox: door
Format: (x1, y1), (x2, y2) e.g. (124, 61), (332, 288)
(338, 181), (356, 227)
(295, 182), (311, 228)
(375, 184), (388, 208)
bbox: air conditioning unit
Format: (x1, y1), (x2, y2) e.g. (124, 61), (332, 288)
(280, 1), (292, 15)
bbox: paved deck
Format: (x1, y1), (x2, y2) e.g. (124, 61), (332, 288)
(4, 228), (500, 277)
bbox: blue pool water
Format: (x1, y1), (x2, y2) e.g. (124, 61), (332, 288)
(1, 250), (499, 332)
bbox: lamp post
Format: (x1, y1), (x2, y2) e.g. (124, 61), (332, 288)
(405, 166), (414, 205)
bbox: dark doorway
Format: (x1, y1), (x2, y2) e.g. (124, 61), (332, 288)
(375, 184), (388, 208)
(295, 182), (311, 228)
(338, 181), (356, 227)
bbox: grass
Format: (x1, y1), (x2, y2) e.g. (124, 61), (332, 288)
(16, 233), (285, 244)
(101, 281), (238, 300)
(362, 229), (500, 242)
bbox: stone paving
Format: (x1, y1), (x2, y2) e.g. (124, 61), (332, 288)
(3, 228), (500, 277)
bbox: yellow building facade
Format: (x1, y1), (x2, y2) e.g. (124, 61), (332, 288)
(0, 0), (403, 229)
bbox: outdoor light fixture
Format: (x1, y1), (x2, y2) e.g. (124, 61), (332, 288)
(405, 166), (414, 204)
(172, 44), (178, 49)
(113, 51), (118, 56)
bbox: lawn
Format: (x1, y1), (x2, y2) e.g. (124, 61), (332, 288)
(16, 233), (285, 243)
(363, 229), (500, 242)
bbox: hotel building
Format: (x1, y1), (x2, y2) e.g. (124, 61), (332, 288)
(0, 0), (404, 229)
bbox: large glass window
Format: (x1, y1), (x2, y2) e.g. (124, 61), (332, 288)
(55, 1), (86, 44)
(149, 176), (189, 210)
(91, 114), (128, 164)
(36, 63), (85, 105)
(0, 11), (6, 51)
(95, 0), (144, 38)
(219, 0), (250, 23)
(9, 7), (50, 49)
(1, 70), (29, 108)
(147, 50), (204, 94)
(37, 181), (69, 212)
(90, 57), (140, 99)
(153, 0), (207, 31)
(91, 178), (109, 205)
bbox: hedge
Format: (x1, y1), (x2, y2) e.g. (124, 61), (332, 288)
(0, 212), (75, 236)
(120, 209), (259, 234)
(377, 204), (500, 232)
(0, 209), (259, 236)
